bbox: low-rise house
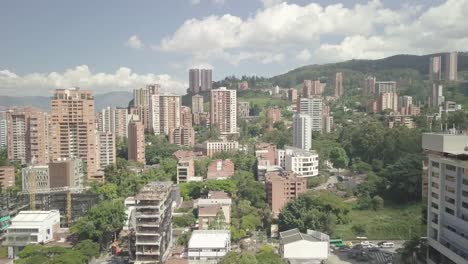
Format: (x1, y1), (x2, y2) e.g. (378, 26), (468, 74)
(279, 228), (329, 263)
(188, 230), (231, 264)
(197, 191), (231, 230)
(206, 159), (234, 180)
(5, 210), (61, 258)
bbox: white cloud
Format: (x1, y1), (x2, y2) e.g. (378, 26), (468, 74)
(296, 49), (312, 62)
(126, 35), (144, 49)
(0, 65), (186, 96)
(190, 0), (225, 5)
(159, 0), (468, 65)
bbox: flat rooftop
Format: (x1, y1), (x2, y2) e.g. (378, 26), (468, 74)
(422, 133), (468, 155)
(188, 230), (230, 249)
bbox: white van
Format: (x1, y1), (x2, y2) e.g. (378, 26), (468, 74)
(380, 242), (394, 248)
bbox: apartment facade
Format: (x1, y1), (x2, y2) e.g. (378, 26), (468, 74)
(176, 158), (195, 184)
(445, 52), (458, 82)
(422, 133), (468, 264)
(169, 126), (195, 147)
(298, 97), (323, 132)
(49, 88), (98, 180)
(191, 95), (205, 114)
(22, 165), (50, 192)
(237, 101), (250, 118)
(283, 147), (319, 178)
(128, 120), (146, 164)
(266, 106), (281, 129)
(206, 159), (234, 180)
(334, 72), (343, 97)
(0, 166), (15, 190)
(96, 132), (116, 170)
(266, 171), (307, 218)
(210, 87), (237, 135)
(430, 56), (442, 81)
(292, 113), (312, 151)
(364, 76), (376, 95)
(134, 182), (174, 264)
(302, 80), (324, 97)
(201, 140), (239, 157)
(181, 106), (193, 128)
(49, 158), (84, 188)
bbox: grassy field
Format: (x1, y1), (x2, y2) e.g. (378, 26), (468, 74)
(333, 202), (426, 241)
(0, 246), (7, 258)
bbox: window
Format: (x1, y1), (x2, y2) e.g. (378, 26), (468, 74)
(463, 202), (468, 210)
(432, 192), (439, 199)
(445, 196), (455, 204)
(445, 207), (455, 215)
(445, 175), (456, 182)
(432, 161), (440, 168)
(431, 182), (439, 189)
(446, 165), (456, 172)
(445, 186), (455, 194)
(432, 172), (440, 178)
(431, 202), (439, 209)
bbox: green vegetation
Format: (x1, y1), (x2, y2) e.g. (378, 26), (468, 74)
(333, 202), (425, 240)
(173, 212), (197, 228)
(15, 240), (99, 264)
(145, 135), (183, 164)
(0, 246), (7, 258)
(220, 245), (286, 264)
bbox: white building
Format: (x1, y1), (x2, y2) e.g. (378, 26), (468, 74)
(298, 97), (322, 132)
(5, 210), (60, 258)
(0, 111), (7, 150)
(188, 230), (231, 264)
(201, 140), (239, 157)
(279, 228), (329, 263)
(22, 165), (49, 192)
(292, 113), (312, 151)
(423, 133), (468, 264)
(277, 146), (319, 178)
(96, 132), (116, 170)
(210, 87), (237, 135)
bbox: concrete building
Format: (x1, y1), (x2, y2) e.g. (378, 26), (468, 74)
(200, 140), (239, 157)
(207, 159), (234, 180)
(238, 81), (248, 91)
(322, 115), (334, 133)
(22, 165), (49, 192)
(197, 191), (231, 231)
(134, 84), (160, 132)
(303, 80), (324, 97)
(237, 101), (250, 118)
(288, 88), (298, 103)
(188, 230), (230, 263)
(156, 95), (181, 136)
(0, 166), (15, 190)
(49, 159), (84, 188)
(189, 69), (201, 94)
(422, 133), (468, 264)
(176, 158), (195, 184)
(191, 95), (205, 114)
(134, 182), (174, 264)
(298, 97), (323, 132)
(378, 92), (398, 112)
(96, 132), (116, 171)
(292, 113), (312, 151)
(266, 171), (307, 218)
(445, 52), (458, 82)
(50, 88), (98, 180)
(128, 120), (146, 164)
(5, 210), (60, 259)
(169, 126), (195, 147)
(387, 115), (415, 129)
(266, 106), (281, 129)
(114, 107), (130, 139)
(255, 143), (277, 167)
(279, 228), (329, 263)
(181, 106), (193, 128)
(364, 76), (376, 95)
(0, 111), (7, 150)
(430, 56), (442, 81)
(430, 83), (445, 108)
(210, 87), (237, 135)
(376, 81), (397, 94)
(281, 146), (319, 178)
(335, 72), (343, 97)
(200, 69), (213, 92)
(6, 108), (49, 165)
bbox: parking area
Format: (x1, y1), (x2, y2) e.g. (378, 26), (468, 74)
(327, 241), (403, 264)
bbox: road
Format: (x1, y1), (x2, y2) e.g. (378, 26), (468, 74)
(314, 175), (338, 190)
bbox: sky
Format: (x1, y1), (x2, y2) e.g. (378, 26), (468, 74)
(0, 0), (466, 96)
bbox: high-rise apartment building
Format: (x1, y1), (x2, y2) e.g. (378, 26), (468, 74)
(128, 120), (145, 164)
(429, 56), (442, 81)
(335, 72), (343, 97)
(200, 69), (213, 92)
(288, 88), (298, 103)
(266, 106), (281, 127)
(134, 182), (174, 264)
(422, 133), (468, 264)
(191, 95), (205, 114)
(430, 83), (445, 108)
(189, 69), (201, 94)
(113, 107), (130, 139)
(50, 88), (98, 180)
(7, 108), (49, 165)
(266, 171), (307, 218)
(292, 113), (312, 151)
(0, 166), (15, 190)
(180, 106), (192, 128)
(149, 94), (181, 135)
(376, 81), (397, 94)
(378, 92), (398, 112)
(364, 76), (376, 95)
(96, 132), (116, 171)
(445, 52), (458, 82)
(298, 97), (323, 132)
(210, 87), (237, 135)
(169, 127), (195, 147)
(237, 101), (250, 118)
(0, 111), (7, 150)
(133, 84), (160, 132)
(303, 80), (324, 98)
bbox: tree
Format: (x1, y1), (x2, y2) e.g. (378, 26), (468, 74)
(221, 252), (258, 264)
(382, 154), (422, 202)
(74, 240), (100, 260)
(371, 195), (384, 210)
(351, 224), (366, 236)
(233, 171), (266, 208)
(397, 237), (427, 264)
(15, 244), (90, 264)
(173, 213), (196, 227)
(256, 245), (286, 264)
(278, 191), (350, 233)
(329, 146), (349, 174)
(71, 200), (126, 249)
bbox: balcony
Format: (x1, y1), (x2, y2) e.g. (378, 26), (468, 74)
(136, 237), (161, 245)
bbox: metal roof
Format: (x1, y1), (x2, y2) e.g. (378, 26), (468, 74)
(188, 230), (230, 249)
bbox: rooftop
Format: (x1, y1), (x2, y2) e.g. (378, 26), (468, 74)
(280, 228), (329, 245)
(422, 132), (468, 155)
(9, 210), (60, 228)
(188, 230), (230, 249)
(198, 205), (221, 216)
(135, 181), (173, 200)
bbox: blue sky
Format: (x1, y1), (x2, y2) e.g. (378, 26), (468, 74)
(0, 0), (465, 96)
